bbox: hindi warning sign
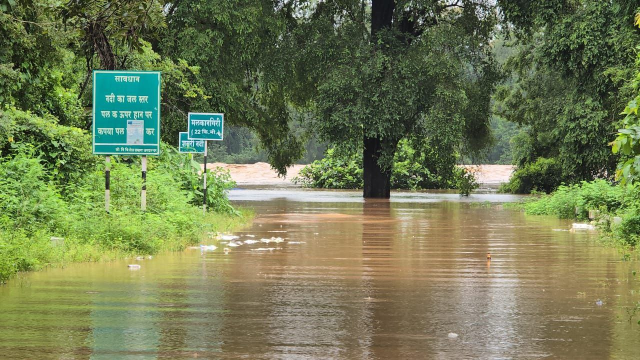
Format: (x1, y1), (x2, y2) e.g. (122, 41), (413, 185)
(93, 71), (161, 155)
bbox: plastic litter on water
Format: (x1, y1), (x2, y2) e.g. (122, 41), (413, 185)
(252, 248), (276, 252)
(571, 223), (596, 231)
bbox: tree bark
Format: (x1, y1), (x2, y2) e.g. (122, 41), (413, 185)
(363, 136), (391, 198)
(363, 0), (395, 198)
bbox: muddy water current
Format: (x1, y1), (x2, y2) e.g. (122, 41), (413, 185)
(1, 189), (640, 359)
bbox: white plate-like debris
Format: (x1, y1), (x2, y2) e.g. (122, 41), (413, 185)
(252, 248), (276, 252)
(571, 223), (596, 231)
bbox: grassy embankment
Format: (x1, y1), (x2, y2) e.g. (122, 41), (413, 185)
(0, 109), (251, 283)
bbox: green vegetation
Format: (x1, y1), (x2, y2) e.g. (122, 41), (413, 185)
(0, 109), (248, 283)
(497, 0), (640, 191)
(499, 158), (563, 194)
(518, 180), (640, 248)
(612, 14), (640, 186)
(512, 10), (640, 250)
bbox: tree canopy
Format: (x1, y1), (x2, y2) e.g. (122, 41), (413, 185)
(497, 0), (640, 184)
(270, 0), (500, 197)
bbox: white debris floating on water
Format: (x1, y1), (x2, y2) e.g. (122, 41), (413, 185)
(244, 240), (259, 244)
(227, 241), (242, 247)
(261, 237), (284, 244)
(252, 248), (276, 252)
(128, 264), (141, 270)
(219, 235), (240, 241)
(288, 241), (306, 244)
(571, 223), (596, 231)
(447, 333), (459, 339)
(200, 245), (217, 251)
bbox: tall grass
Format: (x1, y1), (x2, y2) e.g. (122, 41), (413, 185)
(0, 147), (250, 283)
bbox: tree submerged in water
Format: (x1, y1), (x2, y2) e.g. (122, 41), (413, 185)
(275, 0), (500, 198)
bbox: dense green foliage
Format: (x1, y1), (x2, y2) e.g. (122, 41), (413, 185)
(294, 149), (363, 189)
(612, 16), (640, 185)
(499, 157), (563, 194)
(497, 0), (640, 189)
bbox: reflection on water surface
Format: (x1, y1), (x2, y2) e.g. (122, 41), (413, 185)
(1, 189), (639, 359)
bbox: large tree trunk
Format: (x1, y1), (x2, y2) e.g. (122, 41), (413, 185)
(363, 0), (395, 198)
(363, 136), (391, 198)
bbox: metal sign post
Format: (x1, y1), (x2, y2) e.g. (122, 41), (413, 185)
(187, 113), (224, 214)
(105, 156), (110, 213)
(203, 142), (208, 214)
(141, 156), (147, 211)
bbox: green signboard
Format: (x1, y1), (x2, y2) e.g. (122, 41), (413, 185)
(187, 112), (224, 140)
(92, 70), (161, 155)
(178, 132), (205, 153)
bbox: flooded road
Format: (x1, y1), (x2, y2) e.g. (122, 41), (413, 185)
(1, 189), (640, 359)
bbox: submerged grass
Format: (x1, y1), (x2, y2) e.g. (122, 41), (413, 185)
(0, 210), (252, 283)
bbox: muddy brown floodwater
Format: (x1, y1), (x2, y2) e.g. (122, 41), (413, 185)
(1, 189), (640, 359)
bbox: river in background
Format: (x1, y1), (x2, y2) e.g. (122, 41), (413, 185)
(1, 189), (640, 359)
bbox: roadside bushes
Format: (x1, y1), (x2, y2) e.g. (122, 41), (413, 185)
(500, 157), (564, 194)
(0, 108), (97, 185)
(294, 148), (363, 189)
(0, 148), (68, 231)
(523, 180), (623, 219)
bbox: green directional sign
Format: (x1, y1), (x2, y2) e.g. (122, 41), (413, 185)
(178, 132), (205, 153)
(92, 70), (161, 155)
(187, 112), (223, 140)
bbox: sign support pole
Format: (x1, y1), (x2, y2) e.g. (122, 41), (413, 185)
(105, 156), (110, 213)
(203, 141), (208, 214)
(141, 156), (147, 211)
